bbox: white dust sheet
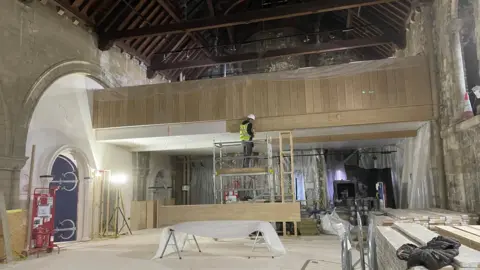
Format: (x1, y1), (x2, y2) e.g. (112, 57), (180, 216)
(152, 220), (286, 259)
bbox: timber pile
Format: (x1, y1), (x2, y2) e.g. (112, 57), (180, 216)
(393, 223), (480, 269)
(375, 226), (435, 270)
(0, 209), (27, 260)
(436, 225), (480, 251)
(297, 218), (318, 235)
(384, 208), (479, 229)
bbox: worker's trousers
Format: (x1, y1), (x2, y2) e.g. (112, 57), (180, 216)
(242, 141), (254, 168)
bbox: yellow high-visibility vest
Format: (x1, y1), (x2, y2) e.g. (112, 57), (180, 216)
(239, 123), (250, 141)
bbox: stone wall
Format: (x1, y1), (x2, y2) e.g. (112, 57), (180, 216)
(399, 0), (480, 212)
(0, 0), (164, 208)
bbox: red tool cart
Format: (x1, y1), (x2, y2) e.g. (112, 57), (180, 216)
(27, 187), (60, 257)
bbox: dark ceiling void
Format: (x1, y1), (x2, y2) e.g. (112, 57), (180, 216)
(49, 0), (417, 81)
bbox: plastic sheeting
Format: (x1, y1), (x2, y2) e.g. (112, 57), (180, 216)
(359, 145), (401, 209)
(397, 122), (434, 209)
(325, 151), (348, 203)
(190, 158), (214, 204)
(273, 150), (323, 208)
(152, 220), (286, 259)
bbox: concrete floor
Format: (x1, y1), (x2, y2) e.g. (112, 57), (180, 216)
(3, 230), (346, 270)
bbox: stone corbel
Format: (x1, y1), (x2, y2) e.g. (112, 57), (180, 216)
(0, 156), (28, 171)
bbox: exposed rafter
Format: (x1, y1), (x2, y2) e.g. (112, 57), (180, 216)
(99, 0), (398, 42)
(148, 37), (390, 71)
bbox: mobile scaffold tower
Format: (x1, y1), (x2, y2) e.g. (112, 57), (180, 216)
(213, 135), (274, 204)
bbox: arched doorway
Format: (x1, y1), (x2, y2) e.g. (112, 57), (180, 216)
(20, 72), (105, 242)
(50, 154), (79, 242)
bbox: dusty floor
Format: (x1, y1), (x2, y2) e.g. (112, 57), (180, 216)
(3, 229), (350, 270)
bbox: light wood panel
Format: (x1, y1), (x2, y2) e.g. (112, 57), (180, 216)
(227, 105), (433, 132)
(93, 56), (433, 129)
(272, 130), (418, 144)
(130, 201), (147, 231)
(156, 203), (301, 227)
(146, 200), (157, 229)
(0, 209), (26, 260)
(436, 226), (480, 251)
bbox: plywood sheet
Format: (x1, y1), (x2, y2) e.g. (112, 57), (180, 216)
(0, 209), (27, 259)
(157, 203), (301, 227)
(130, 201), (147, 231)
(146, 200), (157, 229)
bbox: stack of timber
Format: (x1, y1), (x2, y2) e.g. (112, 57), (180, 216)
(393, 223), (480, 269)
(436, 225), (480, 251)
(375, 226), (437, 270)
(297, 218), (318, 235)
(0, 209), (27, 260)
(384, 208), (479, 229)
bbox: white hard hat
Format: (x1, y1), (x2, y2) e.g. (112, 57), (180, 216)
(247, 114), (256, 120)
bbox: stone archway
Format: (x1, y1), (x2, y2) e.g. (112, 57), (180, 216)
(11, 60), (121, 158)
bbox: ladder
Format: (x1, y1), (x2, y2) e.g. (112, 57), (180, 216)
(278, 131), (297, 236)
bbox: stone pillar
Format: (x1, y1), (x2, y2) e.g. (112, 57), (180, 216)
(450, 1), (473, 120)
(132, 152), (150, 201)
(0, 156), (28, 210)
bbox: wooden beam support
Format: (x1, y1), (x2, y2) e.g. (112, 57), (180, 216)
(272, 130), (418, 145)
(100, 0), (397, 41)
(150, 37), (390, 71)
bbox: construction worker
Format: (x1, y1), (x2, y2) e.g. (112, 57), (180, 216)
(240, 114), (255, 168)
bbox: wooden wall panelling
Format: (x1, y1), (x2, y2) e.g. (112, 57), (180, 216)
(279, 80), (291, 116)
(352, 74), (363, 109)
(156, 203), (301, 227)
(345, 76), (355, 110)
(253, 80), (270, 118)
(395, 68), (407, 105)
(304, 79), (314, 113)
(336, 76), (346, 111)
(267, 79), (279, 117)
(370, 71), (379, 108)
(377, 70), (388, 108)
(146, 200), (157, 229)
(361, 72), (372, 109)
(92, 56), (434, 129)
(226, 105), (433, 132)
(198, 81), (213, 121)
(130, 201), (147, 231)
(386, 69), (398, 107)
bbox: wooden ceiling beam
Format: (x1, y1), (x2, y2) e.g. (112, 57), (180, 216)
(100, 0), (397, 41)
(149, 36), (390, 71)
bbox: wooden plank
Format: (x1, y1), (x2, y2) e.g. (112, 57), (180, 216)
(216, 167), (268, 175)
(454, 226), (480, 238)
(395, 223), (480, 268)
(272, 130), (417, 145)
(304, 80), (314, 113)
(0, 193), (13, 263)
(226, 105), (434, 132)
(156, 203), (301, 227)
(130, 201), (147, 231)
(146, 200), (157, 229)
(437, 226), (480, 252)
